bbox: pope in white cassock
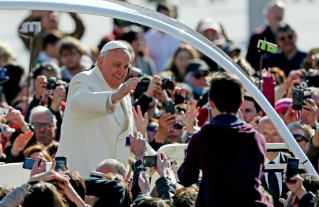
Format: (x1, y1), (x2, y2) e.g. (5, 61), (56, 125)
(57, 41), (154, 176)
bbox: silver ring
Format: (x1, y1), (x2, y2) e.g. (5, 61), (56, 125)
(126, 83), (129, 87)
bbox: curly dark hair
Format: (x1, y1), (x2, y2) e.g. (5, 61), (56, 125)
(174, 184), (198, 207)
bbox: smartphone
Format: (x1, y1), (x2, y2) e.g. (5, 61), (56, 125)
(292, 89), (303, 110)
(23, 158), (36, 170)
(125, 136), (131, 147)
(286, 157), (299, 183)
(165, 102), (175, 115)
(303, 89), (312, 104)
(143, 156), (157, 167)
(89, 171), (104, 178)
(257, 39), (278, 54)
(55, 156), (67, 172)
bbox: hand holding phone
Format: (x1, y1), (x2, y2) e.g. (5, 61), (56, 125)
(286, 158), (299, 183)
(23, 157), (36, 170)
(292, 89), (303, 110)
(143, 155), (157, 167)
(55, 156), (67, 172)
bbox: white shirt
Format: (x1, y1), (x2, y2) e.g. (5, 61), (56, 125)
(264, 153), (283, 195)
(144, 29), (182, 73)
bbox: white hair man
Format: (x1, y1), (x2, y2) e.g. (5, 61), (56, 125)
(257, 116), (290, 207)
(30, 106), (57, 146)
(96, 159), (126, 176)
(57, 41), (155, 176)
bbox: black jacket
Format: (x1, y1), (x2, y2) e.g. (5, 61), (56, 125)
(84, 177), (125, 207)
(261, 152), (290, 207)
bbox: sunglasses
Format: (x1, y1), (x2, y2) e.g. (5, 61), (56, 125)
(147, 125), (158, 132)
(194, 72), (208, 79)
(173, 123), (183, 130)
(278, 35), (293, 42)
(292, 134), (308, 142)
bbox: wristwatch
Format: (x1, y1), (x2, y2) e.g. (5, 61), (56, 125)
(312, 123), (319, 131)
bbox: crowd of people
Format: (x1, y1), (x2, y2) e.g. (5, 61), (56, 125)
(0, 0), (319, 206)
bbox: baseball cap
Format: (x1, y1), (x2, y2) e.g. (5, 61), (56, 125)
(186, 60), (209, 75)
(100, 40), (129, 54)
(199, 21), (221, 34)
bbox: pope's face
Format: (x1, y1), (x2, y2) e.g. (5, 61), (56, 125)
(98, 49), (131, 89)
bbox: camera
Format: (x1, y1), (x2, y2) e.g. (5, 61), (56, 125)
(162, 77), (174, 91)
(302, 71), (319, 87)
(47, 77), (58, 90)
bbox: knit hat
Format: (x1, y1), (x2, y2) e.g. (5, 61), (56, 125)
(274, 98), (292, 114)
(275, 98), (301, 120)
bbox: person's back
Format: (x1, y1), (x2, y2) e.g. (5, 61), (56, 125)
(187, 121), (268, 206)
(177, 72), (272, 207)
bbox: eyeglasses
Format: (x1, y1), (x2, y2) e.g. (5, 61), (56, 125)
(278, 35), (294, 42)
(260, 132), (281, 139)
(292, 134), (308, 142)
(194, 72), (208, 79)
(173, 123), (183, 130)
(32, 123), (54, 130)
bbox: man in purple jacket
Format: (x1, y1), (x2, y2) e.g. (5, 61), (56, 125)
(178, 72), (273, 207)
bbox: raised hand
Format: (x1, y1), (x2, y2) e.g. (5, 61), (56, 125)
(283, 170), (307, 200)
(6, 106), (29, 132)
(34, 75), (48, 99)
(145, 75), (162, 98)
(132, 105), (148, 137)
(138, 172), (150, 195)
(112, 77), (141, 103)
(51, 86), (67, 111)
(302, 98), (318, 127)
(129, 131), (147, 160)
(11, 130), (34, 156)
(181, 101), (199, 135)
(261, 68), (275, 81)
(155, 113), (178, 143)
(284, 104), (299, 125)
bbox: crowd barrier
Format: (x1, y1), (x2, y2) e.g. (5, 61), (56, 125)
(0, 162), (52, 187)
(0, 143), (306, 188)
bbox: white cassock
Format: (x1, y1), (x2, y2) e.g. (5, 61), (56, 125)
(57, 66), (154, 176)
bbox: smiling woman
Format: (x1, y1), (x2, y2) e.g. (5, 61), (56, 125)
(0, 0), (316, 175)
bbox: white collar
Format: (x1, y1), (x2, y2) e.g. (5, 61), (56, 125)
(265, 152), (281, 164)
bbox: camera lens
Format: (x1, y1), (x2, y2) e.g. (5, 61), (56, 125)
(47, 77), (58, 90)
(162, 77), (174, 90)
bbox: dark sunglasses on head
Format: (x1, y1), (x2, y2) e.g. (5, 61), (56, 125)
(292, 134), (308, 142)
(194, 72), (208, 79)
(173, 123), (183, 130)
(279, 34), (293, 42)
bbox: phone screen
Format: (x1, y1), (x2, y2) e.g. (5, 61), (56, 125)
(23, 158), (36, 170)
(286, 158), (299, 183)
(125, 136), (131, 147)
(55, 156), (67, 172)
(143, 156), (157, 167)
(292, 89), (303, 110)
